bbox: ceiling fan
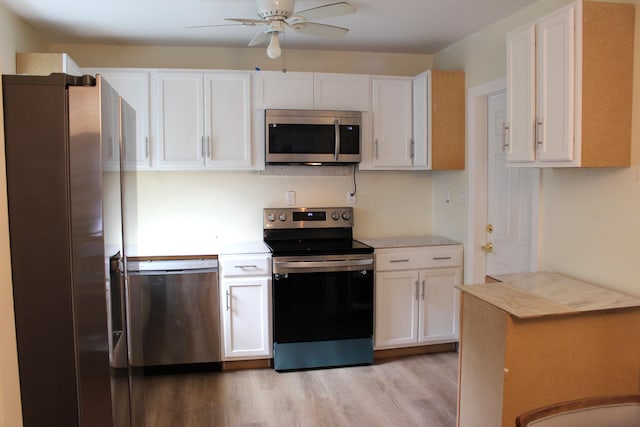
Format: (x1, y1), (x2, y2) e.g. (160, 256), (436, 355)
(188, 0), (357, 59)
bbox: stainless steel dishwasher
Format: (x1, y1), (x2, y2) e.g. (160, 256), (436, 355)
(127, 258), (220, 367)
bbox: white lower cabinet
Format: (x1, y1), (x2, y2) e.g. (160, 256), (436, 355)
(219, 253), (272, 360)
(374, 245), (462, 349)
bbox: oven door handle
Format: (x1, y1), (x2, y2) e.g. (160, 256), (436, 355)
(274, 258), (373, 273)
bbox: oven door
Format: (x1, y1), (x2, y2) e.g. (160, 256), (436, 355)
(272, 255), (374, 344)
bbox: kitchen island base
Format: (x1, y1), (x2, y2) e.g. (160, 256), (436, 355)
(457, 273), (640, 427)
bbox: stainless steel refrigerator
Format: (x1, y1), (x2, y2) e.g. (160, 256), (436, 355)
(3, 73), (143, 427)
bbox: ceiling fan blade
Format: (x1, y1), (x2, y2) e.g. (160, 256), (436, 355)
(185, 23), (249, 29)
(292, 22), (349, 38)
(248, 31), (270, 46)
(292, 2), (356, 22)
(225, 18), (266, 25)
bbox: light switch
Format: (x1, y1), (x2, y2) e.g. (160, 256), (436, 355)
(286, 191), (295, 206)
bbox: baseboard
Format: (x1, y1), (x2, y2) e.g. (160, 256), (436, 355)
(374, 342), (458, 360)
(222, 358), (273, 371)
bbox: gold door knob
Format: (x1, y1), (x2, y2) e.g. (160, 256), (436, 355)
(486, 224), (494, 233)
(481, 242), (494, 253)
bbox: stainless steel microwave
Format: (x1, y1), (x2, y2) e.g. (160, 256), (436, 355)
(265, 109), (362, 165)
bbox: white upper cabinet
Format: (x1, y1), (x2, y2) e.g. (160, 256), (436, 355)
(361, 71), (464, 171)
(367, 76), (414, 169)
(253, 71), (314, 109)
(86, 69), (153, 170)
(204, 73), (252, 168)
(505, 0), (634, 168)
(313, 73), (370, 111)
(156, 70), (254, 170)
(253, 71), (370, 111)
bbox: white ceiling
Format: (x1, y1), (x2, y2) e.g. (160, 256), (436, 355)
(2, 0), (537, 54)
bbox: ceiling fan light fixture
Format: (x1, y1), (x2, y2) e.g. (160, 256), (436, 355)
(266, 33), (282, 59)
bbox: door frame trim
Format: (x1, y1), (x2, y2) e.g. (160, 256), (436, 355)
(465, 77), (541, 284)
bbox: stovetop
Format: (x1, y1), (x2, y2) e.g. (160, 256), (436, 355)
(263, 207), (372, 257)
(264, 238), (373, 257)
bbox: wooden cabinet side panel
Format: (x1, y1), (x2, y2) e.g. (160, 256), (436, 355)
(501, 308), (640, 426)
(457, 294), (506, 427)
(431, 71), (465, 170)
(581, 1), (634, 167)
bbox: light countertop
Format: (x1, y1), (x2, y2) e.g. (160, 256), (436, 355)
(457, 271), (640, 319)
(358, 235), (460, 249)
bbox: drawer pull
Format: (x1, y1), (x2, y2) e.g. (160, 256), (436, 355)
(433, 256), (452, 261)
(234, 264), (258, 269)
(389, 259), (410, 263)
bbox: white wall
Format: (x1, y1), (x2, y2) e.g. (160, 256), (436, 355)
(434, 0), (640, 296)
(0, 4), (47, 426)
(129, 170), (433, 255)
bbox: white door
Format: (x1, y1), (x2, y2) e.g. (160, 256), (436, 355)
(156, 71), (204, 169)
(418, 267), (461, 343)
(222, 278), (271, 359)
(506, 24), (536, 164)
(536, 4), (575, 163)
(486, 92), (536, 275)
(204, 72), (252, 168)
(96, 70), (153, 170)
(371, 77), (413, 168)
(374, 270), (419, 349)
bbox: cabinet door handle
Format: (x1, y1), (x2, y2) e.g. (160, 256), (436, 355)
(375, 139), (379, 159)
(389, 259), (410, 263)
(410, 139), (415, 160)
(536, 120), (543, 146)
(503, 123), (510, 151)
(334, 119), (340, 161)
(145, 136), (150, 159)
(234, 264), (258, 269)
(415, 281), (420, 301)
(421, 280), (425, 300)
(201, 136), (206, 158)
(433, 256), (452, 261)
(207, 136), (212, 159)
(226, 290), (231, 311)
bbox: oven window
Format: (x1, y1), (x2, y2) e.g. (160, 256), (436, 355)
(273, 270), (373, 343)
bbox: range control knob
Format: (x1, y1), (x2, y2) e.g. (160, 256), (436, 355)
(331, 211), (341, 221)
(278, 212), (287, 222)
(341, 211), (352, 221)
(266, 213), (276, 222)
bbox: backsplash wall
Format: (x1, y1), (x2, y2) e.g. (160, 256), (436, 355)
(125, 169), (434, 256)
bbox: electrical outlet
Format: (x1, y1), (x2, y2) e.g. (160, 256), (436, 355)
(346, 191), (356, 204)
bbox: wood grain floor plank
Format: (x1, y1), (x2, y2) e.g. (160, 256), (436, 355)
(143, 351), (459, 427)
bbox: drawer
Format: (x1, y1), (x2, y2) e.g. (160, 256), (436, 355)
(375, 245), (462, 271)
(219, 254), (271, 277)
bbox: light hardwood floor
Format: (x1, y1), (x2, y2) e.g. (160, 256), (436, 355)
(143, 351), (459, 427)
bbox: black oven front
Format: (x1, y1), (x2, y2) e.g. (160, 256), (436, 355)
(271, 253), (374, 371)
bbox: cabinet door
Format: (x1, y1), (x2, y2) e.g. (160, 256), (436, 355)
(374, 270), (419, 349)
(418, 267), (461, 344)
(95, 70), (153, 170)
(253, 71), (314, 109)
(313, 73), (370, 111)
(536, 4), (575, 163)
(204, 72), (252, 169)
(221, 278), (272, 360)
(371, 78), (413, 168)
(411, 72), (430, 169)
(156, 71), (205, 169)
(506, 24), (536, 164)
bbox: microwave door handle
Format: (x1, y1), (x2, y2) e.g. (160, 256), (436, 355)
(334, 119), (340, 161)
